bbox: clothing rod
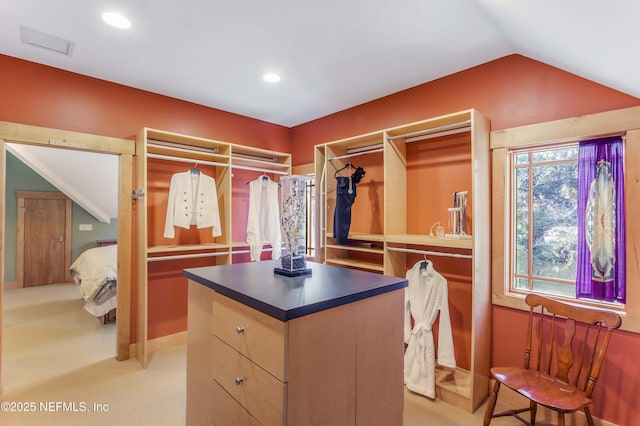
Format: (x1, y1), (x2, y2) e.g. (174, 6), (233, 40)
(148, 139), (219, 154)
(328, 148), (384, 161)
(347, 143), (384, 154)
(386, 246), (472, 259)
(147, 251), (230, 262)
(231, 164), (289, 175)
(387, 120), (472, 141)
(146, 153), (229, 168)
(405, 126), (470, 143)
(232, 152), (278, 162)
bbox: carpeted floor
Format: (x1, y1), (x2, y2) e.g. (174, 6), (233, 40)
(1, 283), (553, 426)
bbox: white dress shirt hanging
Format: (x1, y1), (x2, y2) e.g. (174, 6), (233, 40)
(247, 176), (282, 261)
(404, 260), (456, 399)
(163, 170), (222, 238)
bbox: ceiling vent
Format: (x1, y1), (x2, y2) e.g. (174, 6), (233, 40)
(20, 26), (75, 56)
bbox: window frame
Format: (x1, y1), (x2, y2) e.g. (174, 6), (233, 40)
(490, 106), (640, 334)
(508, 143), (579, 299)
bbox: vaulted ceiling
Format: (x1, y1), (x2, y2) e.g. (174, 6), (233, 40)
(1, 1), (638, 128)
(7, 143), (119, 223)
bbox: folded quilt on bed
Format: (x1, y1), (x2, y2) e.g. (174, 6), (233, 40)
(70, 245), (117, 305)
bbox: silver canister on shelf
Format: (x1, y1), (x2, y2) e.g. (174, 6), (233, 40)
(445, 191), (471, 239)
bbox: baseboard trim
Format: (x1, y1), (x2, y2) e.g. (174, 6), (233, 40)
(4, 281), (18, 290)
(128, 331), (187, 360)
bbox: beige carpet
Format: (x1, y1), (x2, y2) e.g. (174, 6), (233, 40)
(1, 283), (185, 426)
(1, 283), (545, 426)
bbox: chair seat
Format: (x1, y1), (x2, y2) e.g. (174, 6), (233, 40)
(491, 366), (592, 413)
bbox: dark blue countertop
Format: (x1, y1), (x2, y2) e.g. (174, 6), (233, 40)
(183, 260), (408, 321)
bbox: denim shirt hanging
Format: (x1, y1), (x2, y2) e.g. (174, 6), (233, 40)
(333, 166), (365, 244)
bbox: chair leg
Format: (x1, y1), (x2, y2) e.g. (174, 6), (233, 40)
(557, 412), (565, 426)
(483, 380), (501, 425)
(584, 406), (595, 426)
(530, 400), (537, 424)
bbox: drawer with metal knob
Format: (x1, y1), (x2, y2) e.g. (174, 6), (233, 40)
(211, 379), (261, 426)
(212, 336), (285, 426)
(212, 292), (287, 381)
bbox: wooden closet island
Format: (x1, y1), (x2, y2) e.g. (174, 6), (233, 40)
(184, 260), (408, 426)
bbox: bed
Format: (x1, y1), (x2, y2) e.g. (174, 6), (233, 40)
(70, 243), (117, 323)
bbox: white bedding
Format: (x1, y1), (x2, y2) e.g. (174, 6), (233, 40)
(70, 245), (117, 317)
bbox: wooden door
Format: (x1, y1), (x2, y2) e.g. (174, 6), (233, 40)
(17, 191), (72, 287)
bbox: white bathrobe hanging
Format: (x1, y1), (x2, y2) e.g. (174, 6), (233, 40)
(404, 260), (456, 399)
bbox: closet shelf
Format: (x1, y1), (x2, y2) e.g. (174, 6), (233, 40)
(325, 232), (385, 243)
(231, 157), (291, 171)
(385, 110), (474, 140)
(147, 243), (230, 254)
(385, 234), (473, 250)
(324, 130), (386, 153)
(231, 241), (250, 248)
(324, 258), (385, 273)
(325, 244), (384, 255)
(146, 144), (230, 165)
(146, 129), (231, 154)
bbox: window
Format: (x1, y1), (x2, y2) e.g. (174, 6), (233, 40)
(490, 106), (640, 333)
(510, 145), (579, 299)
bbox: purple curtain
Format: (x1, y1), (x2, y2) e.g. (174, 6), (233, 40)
(576, 136), (625, 303)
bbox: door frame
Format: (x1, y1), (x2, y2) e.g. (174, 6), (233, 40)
(17, 191), (72, 287)
(0, 121), (135, 389)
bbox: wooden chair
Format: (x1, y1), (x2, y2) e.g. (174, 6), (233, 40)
(483, 294), (621, 426)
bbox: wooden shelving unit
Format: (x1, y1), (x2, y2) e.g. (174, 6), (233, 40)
(134, 128), (291, 367)
(314, 109), (491, 412)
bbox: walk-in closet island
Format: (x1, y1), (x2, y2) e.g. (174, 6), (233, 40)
(184, 260), (408, 426)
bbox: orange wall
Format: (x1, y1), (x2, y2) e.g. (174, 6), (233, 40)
(0, 54), (291, 342)
(0, 54), (290, 149)
(3, 52), (640, 423)
(290, 54), (640, 164)
(290, 54), (640, 425)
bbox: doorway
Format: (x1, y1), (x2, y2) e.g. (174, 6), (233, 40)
(17, 191), (72, 287)
(0, 121), (134, 391)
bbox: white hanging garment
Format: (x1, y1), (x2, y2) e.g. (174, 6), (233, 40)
(163, 170), (222, 238)
(404, 260), (456, 399)
(247, 177), (281, 261)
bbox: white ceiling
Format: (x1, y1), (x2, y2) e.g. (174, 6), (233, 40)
(0, 1), (639, 127)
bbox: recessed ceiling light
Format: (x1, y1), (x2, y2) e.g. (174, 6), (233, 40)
(102, 12), (131, 29)
(263, 72), (281, 83)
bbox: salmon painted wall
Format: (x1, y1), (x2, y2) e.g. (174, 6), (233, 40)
(3, 51), (640, 423)
(0, 54), (290, 149)
(0, 54), (290, 342)
(290, 54), (640, 424)
(290, 54), (640, 163)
